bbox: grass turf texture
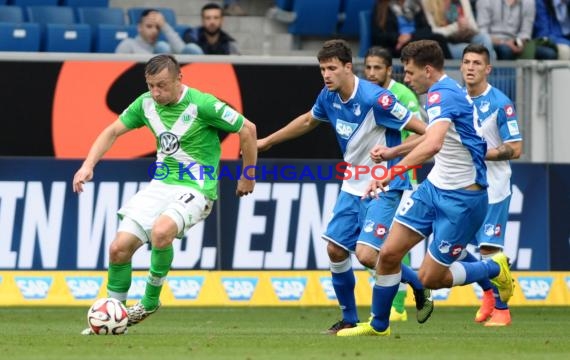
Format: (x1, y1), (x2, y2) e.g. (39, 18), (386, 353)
(1, 306), (569, 360)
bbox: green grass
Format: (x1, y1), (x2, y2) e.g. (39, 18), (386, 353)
(1, 306), (569, 360)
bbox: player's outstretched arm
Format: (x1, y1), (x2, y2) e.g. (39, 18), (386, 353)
(370, 115), (427, 162)
(236, 119), (257, 197)
(72, 119), (131, 193)
(257, 111), (320, 152)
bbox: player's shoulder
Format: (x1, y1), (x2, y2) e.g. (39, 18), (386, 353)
(488, 86), (513, 106)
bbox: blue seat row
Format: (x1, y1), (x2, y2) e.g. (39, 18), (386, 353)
(0, 22), (191, 53)
(4, 0), (108, 7)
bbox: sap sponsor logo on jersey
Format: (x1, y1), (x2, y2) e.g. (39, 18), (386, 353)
(519, 276), (553, 300)
(271, 277), (307, 301)
(127, 276), (148, 300)
(222, 277), (258, 301)
(15, 277), (53, 299)
(65, 276), (103, 300)
(167, 276), (204, 300)
(335, 119), (358, 139)
(319, 277), (337, 300)
(432, 288), (451, 301)
(390, 102), (408, 120)
(427, 106), (441, 121)
(378, 94), (394, 109)
(427, 92), (441, 105)
(507, 120), (520, 136)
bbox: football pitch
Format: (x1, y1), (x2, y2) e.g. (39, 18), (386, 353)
(1, 306), (569, 360)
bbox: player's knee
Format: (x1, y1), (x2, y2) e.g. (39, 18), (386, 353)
(418, 270), (445, 289)
(151, 224), (176, 248)
(109, 241), (131, 263)
(326, 241), (348, 262)
(355, 246), (378, 269)
(377, 247), (401, 269)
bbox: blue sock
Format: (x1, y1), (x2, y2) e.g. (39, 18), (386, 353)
(461, 252), (493, 291)
(370, 273), (400, 332)
(493, 286), (509, 309)
(331, 268), (358, 324)
(400, 264), (422, 291)
(456, 260), (500, 284)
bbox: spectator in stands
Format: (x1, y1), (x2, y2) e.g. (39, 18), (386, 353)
(476, 0), (557, 60)
(224, 0), (247, 16)
(534, 0), (570, 60)
(371, 0), (452, 59)
(116, 9), (203, 54)
(183, 3), (241, 55)
(420, 0), (497, 59)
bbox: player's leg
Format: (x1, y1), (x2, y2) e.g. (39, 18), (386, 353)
(458, 248), (495, 322)
(478, 197), (512, 326)
(107, 227), (145, 304)
(129, 185), (213, 325)
(322, 191), (362, 334)
(391, 252), (410, 321)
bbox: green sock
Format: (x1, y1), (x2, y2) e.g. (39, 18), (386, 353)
(141, 245), (174, 310)
(392, 253), (411, 313)
(107, 262), (132, 305)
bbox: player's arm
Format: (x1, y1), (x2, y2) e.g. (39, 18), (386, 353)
(237, 119), (257, 197)
(257, 111), (320, 152)
(364, 121), (448, 197)
(370, 116), (426, 162)
(486, 140), (522, 161)
(73, 119), (132, 193)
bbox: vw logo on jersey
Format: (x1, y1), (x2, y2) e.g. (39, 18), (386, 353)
(352, 103), (361, 116)
(159, 131), (180, 155)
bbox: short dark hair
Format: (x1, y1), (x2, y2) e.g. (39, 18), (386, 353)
(365, 46), (393, 67)
(202, 2), (223, 14)
(401, 40), (444, 70)
(145, 54), (180, 77)
(139, 9), (158, 24)
(462, 44), (490, 64)
(317, 39), (352, 65)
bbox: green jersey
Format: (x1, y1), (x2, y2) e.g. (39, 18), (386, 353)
(120, 85), (244, 200)
(387, 79), (421, 185)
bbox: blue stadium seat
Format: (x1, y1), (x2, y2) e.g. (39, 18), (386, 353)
(26, 6), (76, 24)
(358, 10), (371, 58)
(0, 22), (40, 51)
(76, 7), (125, 26)
(8, 0), (58, 6)
(0, 5), (24, 22)
(61, 0), (109, 7)
(43, 23), (91, 52)
(127, 7), (176, 26)
(93, 24), (136, 53)
(274, 0), (293, 11)
(288, 0), (341, 37)
(338, 0), (375, 37)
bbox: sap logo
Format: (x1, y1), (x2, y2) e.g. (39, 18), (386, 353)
(15, 277), (52, 300)
(271, 278), (307, 301)
(519, 277), (553, 300)
(335, 120), (357, 139)
(127, 276), (148, 300)
(565, 277), (570, 292)
(167, 276), (204, 300)
(65, 277), (103, 300)
(432, 288), (451, 301)
(319, 277), (337, 300)
(222, 277), (258, 301)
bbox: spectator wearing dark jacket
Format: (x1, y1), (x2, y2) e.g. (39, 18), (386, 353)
(183, 3), (240, 55)
(371, 0), (452, 59)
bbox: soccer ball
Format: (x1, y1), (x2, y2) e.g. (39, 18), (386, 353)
(87, 298), (128, 335)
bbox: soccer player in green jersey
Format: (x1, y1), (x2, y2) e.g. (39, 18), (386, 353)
(73, 54), (257, 334)
(364, 46), (424, 322)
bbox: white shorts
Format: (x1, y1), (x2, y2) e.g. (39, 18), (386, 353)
(117, 180), (213, 243)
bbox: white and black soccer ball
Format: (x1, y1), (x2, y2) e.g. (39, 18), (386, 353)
(87, 298), (128, 335)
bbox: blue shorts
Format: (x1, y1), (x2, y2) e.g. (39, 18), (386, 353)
(323, 190), (402, 252)
(394, 180), (488, 266)
(472, 195), (510, 249)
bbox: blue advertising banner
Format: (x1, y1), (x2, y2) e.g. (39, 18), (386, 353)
(0, 158), (557, 270)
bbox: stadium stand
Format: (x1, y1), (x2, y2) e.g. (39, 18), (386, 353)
(26, 5), (76, 24)
(43, 23), (90, 52)
(93, 24), (135, 53)
(126, 7), (177, 26)
(0, 22), (41, 51)
(61, 0), (109, 7)
(8, 0), (58, 6)
(338, 0), (374, 37)
(76, 7), (125, 26)
(0, 5), (24, 22)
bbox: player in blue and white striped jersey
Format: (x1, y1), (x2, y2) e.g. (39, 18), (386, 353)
(460, 44), (523, 327)
(338, 40), (515, 337)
